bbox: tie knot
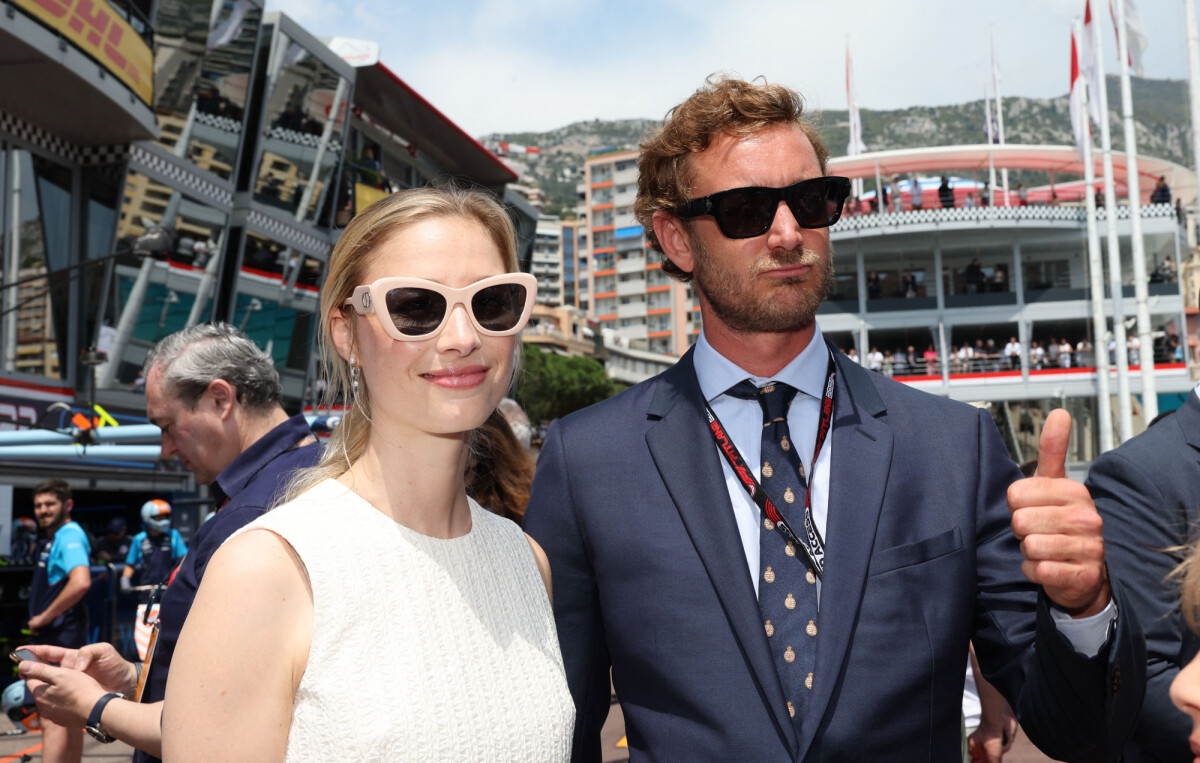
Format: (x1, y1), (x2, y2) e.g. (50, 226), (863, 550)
(726, 380), (798, 422)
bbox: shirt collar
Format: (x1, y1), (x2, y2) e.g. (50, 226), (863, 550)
(211, 414), (314, 506)
(694, 323), (829, 403)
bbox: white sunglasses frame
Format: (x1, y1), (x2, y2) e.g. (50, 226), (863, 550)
(343, 273), (537, 341)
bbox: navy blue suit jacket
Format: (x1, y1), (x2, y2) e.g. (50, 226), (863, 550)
(1088, 392), (1200, 762)
(525, 343), (1144, 762)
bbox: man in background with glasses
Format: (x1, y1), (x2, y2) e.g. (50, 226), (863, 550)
(17, 323), (320, 763)
(525, 76), (1142, 761)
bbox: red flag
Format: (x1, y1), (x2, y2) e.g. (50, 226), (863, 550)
(1070, 28), (1089, 159)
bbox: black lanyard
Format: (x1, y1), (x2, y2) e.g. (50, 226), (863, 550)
(704, 356), (836, 579)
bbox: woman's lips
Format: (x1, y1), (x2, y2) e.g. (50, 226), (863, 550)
(422, 366), (488, 388)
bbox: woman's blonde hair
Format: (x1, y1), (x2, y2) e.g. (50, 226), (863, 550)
(283, 186), (518, 502)
(1178, 540), (1200, 632)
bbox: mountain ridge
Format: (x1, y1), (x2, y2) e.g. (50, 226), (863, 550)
(484, 75), (1194, 216)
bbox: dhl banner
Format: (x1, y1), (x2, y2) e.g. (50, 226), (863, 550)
(14, 0), (153, 106)
(355, 182), (388, 215)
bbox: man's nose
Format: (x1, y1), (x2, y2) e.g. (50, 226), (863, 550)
(765, 200), (802, 251)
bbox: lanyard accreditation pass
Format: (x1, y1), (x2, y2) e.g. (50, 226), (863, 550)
(704, 355), (836, 579)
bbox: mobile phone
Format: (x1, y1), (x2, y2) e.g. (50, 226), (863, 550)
(8, 649), (43, 665)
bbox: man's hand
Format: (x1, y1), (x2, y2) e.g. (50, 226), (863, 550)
(1007, 409), (1111, 617)
(19, 660), (107, 728)
(18, 642), (139, 697)
(968, 716), (1017, 763)
(27, 613), (48, 632)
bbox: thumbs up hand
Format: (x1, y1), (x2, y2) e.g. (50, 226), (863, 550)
(1007, 409), (1111, 617)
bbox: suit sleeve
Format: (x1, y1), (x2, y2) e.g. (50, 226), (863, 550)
(971, 408), (1144, 763)
(1088, 449), (1190, 761)
(524, 419), (611, 763)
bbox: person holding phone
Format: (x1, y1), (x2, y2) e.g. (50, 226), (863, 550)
(162, 187), (573, 760)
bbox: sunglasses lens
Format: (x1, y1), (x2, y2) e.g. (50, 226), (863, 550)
(712, 188), (777, 238)
(471, 283), (528, 332)
(384, 287), (447, 336)
(787, 179), (841, 228)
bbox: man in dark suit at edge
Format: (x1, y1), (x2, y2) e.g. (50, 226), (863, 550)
(1087, 384), (1200, 761)
(524, 76), (1143, 762)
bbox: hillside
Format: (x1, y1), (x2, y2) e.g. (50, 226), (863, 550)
(484, 76), (1194, 216)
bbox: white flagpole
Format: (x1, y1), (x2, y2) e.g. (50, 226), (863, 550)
(985, 88), (998, 206)
(1091, 6), (1135, 443)
(1114, 0), (1157, 422)
(1186, 0), (1200, 205)
(992, 24), (1010, 205)
(1078, 19), (1116, 453)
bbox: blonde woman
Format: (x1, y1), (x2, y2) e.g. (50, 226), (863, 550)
(162, 188), (573, 760)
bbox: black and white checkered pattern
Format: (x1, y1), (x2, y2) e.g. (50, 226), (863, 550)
(265, 126), (343, 155)
(194, 112), (243, 134)
(0, 109), (129, 166)
(247, 209), (332, 259)
(129, 144), (235, 208)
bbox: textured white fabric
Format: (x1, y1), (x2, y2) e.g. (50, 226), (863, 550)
(234, 478), (573, 761)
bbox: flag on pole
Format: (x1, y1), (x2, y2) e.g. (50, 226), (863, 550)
(1081, 0), (1104, 125)
(846, 45), (867, 156)
(1070, 27), (1089, 159)
(1109, 0), (1148, 76)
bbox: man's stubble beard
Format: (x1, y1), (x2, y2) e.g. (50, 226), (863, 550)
(690, 235), (834, 335)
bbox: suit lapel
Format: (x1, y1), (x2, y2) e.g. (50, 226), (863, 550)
(644, 349), (800, 757)
(800, 348), (893, 760)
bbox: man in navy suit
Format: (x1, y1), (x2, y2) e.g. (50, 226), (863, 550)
(1088, 386), (1200, 761)
(524, 77), (1143, 762)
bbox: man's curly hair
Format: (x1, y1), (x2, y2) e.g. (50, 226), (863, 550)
(634, 75), (829, 282)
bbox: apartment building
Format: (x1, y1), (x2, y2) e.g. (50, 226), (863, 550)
(582, 149), (693, 356)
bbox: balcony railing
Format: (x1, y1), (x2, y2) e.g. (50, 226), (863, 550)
(833, 202), (1177, 234)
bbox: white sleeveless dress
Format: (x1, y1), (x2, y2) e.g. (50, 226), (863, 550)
(232, 478), (574, 761)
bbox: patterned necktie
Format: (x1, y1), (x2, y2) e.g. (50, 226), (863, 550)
(728, 379), (819, 729)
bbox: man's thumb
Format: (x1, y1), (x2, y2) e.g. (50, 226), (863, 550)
(1035, 408), (1072, 479)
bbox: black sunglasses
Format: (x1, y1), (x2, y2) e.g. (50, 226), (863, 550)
(673, 176), (851, 239)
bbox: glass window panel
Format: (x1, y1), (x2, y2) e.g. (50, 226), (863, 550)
(0, 150), (73, 381)
(153, 0), (260, 180)
(256, 35), (349, 224)
(99, 173), (229, 388)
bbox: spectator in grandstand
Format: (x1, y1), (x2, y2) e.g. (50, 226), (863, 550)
(909, 177), (923, 210)
(923, 344), (938, 375)
(1128, 335), (1142, 367)
(160, 187), (572, 759)
(1059, 338), (1073, 369)
(956, 342), (975, 374)
(867, 346), (883, 373)
(1017, 183), (1029, 206)
(964, 192), (977, 209)
(991, 263), (1008, 292)
(1004, 337), (1022, 371)
(1150, 176), (1172, 205)
(939, 176), (954, 208)
(119, 500), (187, 595)
(1030, 341), (1045, 370)
(966, 258), (984, 294)
(1045, 336), (1060, 368)
(1076, 338), (1095, 368)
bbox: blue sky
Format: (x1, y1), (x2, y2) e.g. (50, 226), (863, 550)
(266, 0), (1200, 138)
